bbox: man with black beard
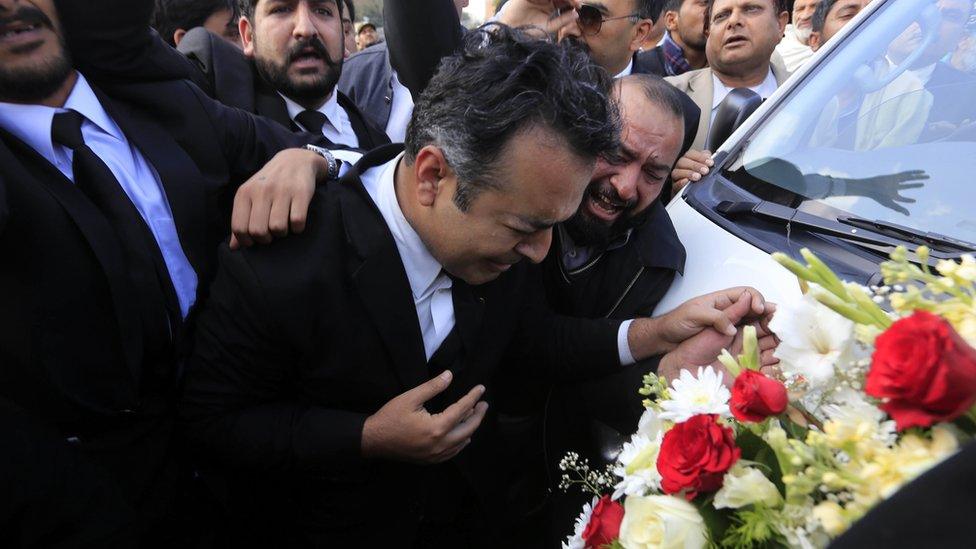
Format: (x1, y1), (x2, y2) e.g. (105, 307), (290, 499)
(176, 0), (389, 149)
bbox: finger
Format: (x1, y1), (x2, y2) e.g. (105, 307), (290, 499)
(404, 370), (454, 408)
(289, 185), (314, 235)
(696, 307), (737, 337)
(719, 293), (756, 328)
(671, 167), (698, 181)
(268, 194), (292, 238)
(230, 190), (254, 248)
(738, 287), (767, 316)
(760, 364), (782, 379)
(760, 349), (780, 367)
(757, 334), (778, 352)
(432, 438), (472, 464)
(443, 401), (489, 446)
(897, 183), (925, 190)
(892, 196), (917, 204)
(229, 233), (241, 251)
(546, 7), (578, 34)
(437, 384), (487, 426)
(247, 193), (274, 245)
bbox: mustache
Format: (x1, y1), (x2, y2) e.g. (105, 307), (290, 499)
(590, 180), (636, 210)
(287, 36), (340, 68)
(0, 5), (54, 32)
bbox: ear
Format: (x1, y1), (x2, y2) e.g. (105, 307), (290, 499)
(630, 18), (654, 52)
(777, 10), (789, 36)
(240, 16), (256, 57)
(413, 146), (452, 208)
(664, 9), (679, 32)
(808, 30), (822, 51)
(173, 29), (187, 47)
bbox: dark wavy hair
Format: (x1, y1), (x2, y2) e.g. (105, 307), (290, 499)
(405, 24), (621, 211)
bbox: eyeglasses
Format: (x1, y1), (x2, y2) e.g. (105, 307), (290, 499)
(576, 4), (640, 36)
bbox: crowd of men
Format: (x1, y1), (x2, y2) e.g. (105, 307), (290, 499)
(1, 0), (973, 547)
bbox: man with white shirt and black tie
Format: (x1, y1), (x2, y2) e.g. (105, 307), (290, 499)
(0, 0), (347, 543)
(176, 0), (390, 149)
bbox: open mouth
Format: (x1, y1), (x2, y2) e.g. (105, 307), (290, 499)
(586, 186), (629, 221)
(724, 35), (749, 47)
(0, 20), (45, 45)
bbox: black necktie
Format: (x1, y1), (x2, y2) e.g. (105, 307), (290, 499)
(295, 109), (329, 136)
(51, 110), (179, 346)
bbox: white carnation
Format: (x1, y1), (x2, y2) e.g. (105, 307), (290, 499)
(658, 366), (730, 423)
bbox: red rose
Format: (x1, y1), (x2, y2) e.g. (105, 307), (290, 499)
(730, 369), (789, 423)
(657, 414), (740, 500)
(582, 495), (624, 549)
(866, 311), (976, 431)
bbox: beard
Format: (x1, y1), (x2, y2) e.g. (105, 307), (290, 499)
(795, 25), (813, 44)
(253, 35), (343, 104)
(0, 6), (73, 103)
(563, 180), (651, 249)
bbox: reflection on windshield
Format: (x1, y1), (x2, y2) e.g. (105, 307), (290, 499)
(732, 0), (976, 244)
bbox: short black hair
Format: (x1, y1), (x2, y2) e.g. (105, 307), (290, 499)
(704, 0), (788, 32)
(406, 25), (621, 211)
(343, 0), (355, 22)
(238, 0), (343, 20)
(152, 0), (239, 46)
(637, 0), (667, 20)
(811, 0), (838, 33)
(662, 0), (683, 14)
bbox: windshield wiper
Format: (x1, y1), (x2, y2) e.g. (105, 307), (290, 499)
(716, 199), (974, 259)
(838, 217), (976, 255)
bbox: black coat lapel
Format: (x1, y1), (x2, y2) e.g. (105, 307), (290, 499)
(0, 130), (143, 383)
(252, 71), (295, 129)
(339, 144), (429, 390)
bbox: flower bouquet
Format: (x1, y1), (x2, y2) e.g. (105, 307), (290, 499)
(560, 247), (976, 549)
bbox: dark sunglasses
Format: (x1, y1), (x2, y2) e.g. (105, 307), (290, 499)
(576, 4), (640, 36)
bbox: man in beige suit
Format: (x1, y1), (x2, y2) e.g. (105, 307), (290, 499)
(667, 0), (791, 192)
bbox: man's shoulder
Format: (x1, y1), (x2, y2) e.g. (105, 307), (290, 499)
(664, 67), (711, 90)
(630, 201), (685, 274)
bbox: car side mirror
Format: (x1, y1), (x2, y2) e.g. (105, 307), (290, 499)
(706, 88), (763, 152)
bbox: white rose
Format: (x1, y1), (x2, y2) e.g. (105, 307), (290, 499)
(619, 495), (707, 549)
(713, 464), (783, 510)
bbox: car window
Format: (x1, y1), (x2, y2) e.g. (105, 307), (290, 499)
(727, 0), (976, 245)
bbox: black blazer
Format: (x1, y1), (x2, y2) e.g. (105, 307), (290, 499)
(180, 144), (626, 546)
(0, 0), (311, 520)
(177, 26), (391, 150)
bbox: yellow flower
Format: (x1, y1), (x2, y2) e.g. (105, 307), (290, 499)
(859, 426), (959, 499)
(619, 495), (707, 549)
(713, 464), (783, 510)
(813, 501), (849, 537)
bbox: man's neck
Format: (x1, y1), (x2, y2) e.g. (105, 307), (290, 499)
(1, 71), (78, 108)
(287, 88), (335, 112)
(713, 63), (771, 88)
(607, 54), (634, 78)
(671, 34), (707, 69)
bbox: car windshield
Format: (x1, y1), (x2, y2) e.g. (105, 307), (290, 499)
(725, 0), (976, 246)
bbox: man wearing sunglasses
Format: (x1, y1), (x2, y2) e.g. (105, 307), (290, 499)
(558, 1), (666, 77)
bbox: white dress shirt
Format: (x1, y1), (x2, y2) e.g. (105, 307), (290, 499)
(361, 153), (455, 360)
(282, 91), (360, 148)
(360, 154), (637, 366)
(0, 73), (198, 318)
(384, 70), (415, 143)
(775, 25), (815, 73)
(710, 68), (779, 124)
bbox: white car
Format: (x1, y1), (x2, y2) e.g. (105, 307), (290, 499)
(656, 0), (976, 315)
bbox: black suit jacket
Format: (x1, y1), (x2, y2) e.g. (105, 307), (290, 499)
(0, 0), (312, 527)
(177, 26), (391, 149)
(180, 144), (626, 546)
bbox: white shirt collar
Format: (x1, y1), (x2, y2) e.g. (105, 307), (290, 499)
(0, 72), (124, 159)
(362, 152), (448, 300)
(615, 58), (635, 79)
(280, 90), (341, 130)
(711, 67), (778, 112)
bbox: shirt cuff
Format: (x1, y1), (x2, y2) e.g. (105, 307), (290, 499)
(617, 319), (636, 366)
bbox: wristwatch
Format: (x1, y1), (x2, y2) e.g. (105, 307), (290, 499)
(304, 144), (340, 179)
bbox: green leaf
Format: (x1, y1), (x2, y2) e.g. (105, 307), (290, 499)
(735, 430), (786, 498)
(696, 495), (733, 544)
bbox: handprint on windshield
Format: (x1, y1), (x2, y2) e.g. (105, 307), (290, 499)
(840, 169), (930, 216)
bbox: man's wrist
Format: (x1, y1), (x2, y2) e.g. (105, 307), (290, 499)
(628, 316), (668, 361)
(304, 144), (339, 179)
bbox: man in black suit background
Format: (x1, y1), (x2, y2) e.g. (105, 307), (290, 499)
(182, 23), (774, 547)
(0, 0), (342, 543)
(177, 0), (390, 149)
